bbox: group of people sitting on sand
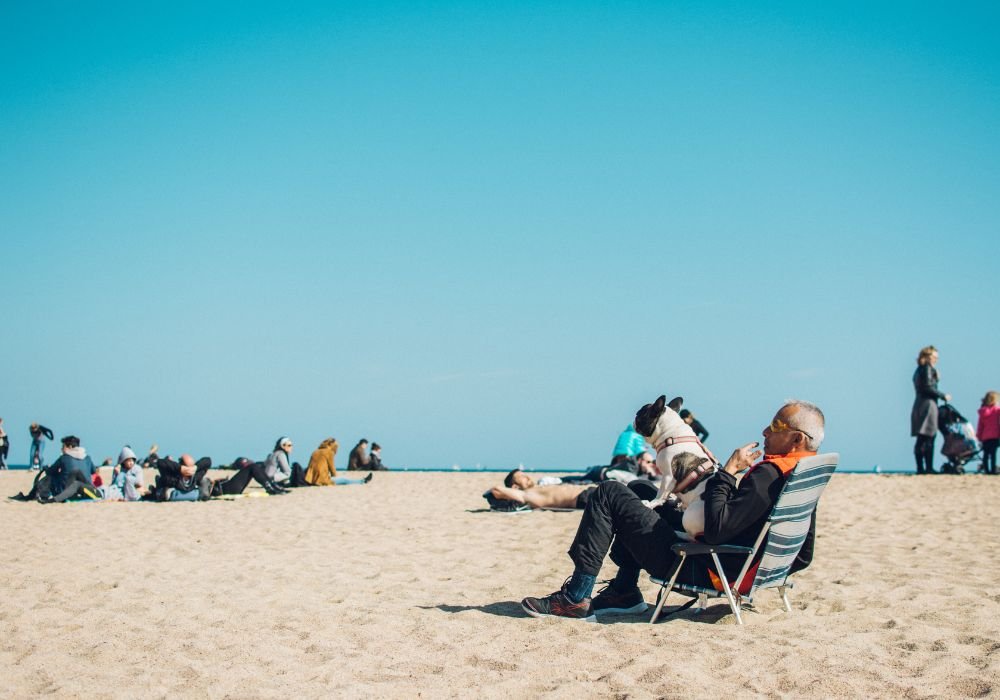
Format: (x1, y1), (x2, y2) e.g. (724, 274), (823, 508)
(11, 434), (387, 504)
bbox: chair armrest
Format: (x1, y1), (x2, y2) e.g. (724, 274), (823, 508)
(670, 542), (753, 556)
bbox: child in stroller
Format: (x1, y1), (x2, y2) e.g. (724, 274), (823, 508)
(937, 403), (981, 474)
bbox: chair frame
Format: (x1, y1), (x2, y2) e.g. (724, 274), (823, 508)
(649, 453), (839, 625)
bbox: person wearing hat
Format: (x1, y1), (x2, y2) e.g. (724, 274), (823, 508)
(106, 446), (145, 501)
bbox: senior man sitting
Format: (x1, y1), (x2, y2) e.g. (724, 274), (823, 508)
(521, 400), (825, 621)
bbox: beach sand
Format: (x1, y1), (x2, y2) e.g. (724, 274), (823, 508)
(1, 469), (998, 698)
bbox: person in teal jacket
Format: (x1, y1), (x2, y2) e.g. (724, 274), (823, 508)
(611, 424), (646, 463)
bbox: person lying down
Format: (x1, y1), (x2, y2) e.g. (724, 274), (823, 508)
(485, 469), (597, 510)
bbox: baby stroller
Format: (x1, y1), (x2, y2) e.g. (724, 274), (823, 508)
(937, 403), (981, 474)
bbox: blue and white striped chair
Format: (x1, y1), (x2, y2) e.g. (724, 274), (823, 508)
(649, 453), (839, 625)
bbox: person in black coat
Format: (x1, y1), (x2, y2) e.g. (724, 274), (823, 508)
(679, 409), (709, 442)
(911, 345), (950, 474)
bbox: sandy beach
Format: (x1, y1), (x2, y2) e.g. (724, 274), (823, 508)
(1, 469), (998, 698)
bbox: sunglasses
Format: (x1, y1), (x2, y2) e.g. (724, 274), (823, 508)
(768, 416), (813, 440)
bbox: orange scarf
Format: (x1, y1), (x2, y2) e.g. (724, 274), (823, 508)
(748, 451), (817, 477)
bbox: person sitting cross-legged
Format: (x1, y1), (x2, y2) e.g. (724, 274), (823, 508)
(520, 400), (825, 621)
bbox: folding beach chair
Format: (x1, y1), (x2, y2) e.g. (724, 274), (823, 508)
(649, 453), (839, 625)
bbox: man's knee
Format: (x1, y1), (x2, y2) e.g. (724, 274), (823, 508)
(590, 479), (639, 513)
(596, 480), (632, 498)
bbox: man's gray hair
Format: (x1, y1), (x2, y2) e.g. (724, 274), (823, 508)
(784, 399), (825, 451)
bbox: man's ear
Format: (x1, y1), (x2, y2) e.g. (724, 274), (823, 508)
(667, 396), (683, 412)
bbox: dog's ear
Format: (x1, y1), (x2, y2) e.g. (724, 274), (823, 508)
(634, 395), (668, 438)
(667, 396), (683, 412)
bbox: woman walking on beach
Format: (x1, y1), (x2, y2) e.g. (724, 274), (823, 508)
(977, 391), (1000, 475)
(28, 422), (54, 470)
(912, 346), (950, 474)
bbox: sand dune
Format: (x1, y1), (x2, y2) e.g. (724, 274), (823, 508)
(1, 469), (998, 698)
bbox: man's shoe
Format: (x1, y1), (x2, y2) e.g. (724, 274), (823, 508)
(521, 585), (595, 622)
(363, 472), (373, 484)
(591, 584), (648, 616)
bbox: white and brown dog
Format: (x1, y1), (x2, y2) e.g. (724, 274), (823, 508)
(633, 394), (718, 539)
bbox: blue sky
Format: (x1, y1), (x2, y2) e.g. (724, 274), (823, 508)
(2, 2), (998, 471)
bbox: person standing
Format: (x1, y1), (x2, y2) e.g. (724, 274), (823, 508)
(679, 409), (710, 442)
(0, 418), (8, 469)
(977, 391), (1000, 475)
(347, 438), (370, 471)
(29, 422), (54, 470)
(911, 346), (950, 474)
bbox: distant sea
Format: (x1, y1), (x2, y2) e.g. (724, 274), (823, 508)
(1, 463), (915, 474)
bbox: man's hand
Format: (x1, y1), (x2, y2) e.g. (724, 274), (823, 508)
(723, 442), (762, 476)
(180, 464), (196, 478)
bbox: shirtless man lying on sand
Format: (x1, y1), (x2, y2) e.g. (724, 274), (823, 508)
(488, 469), (596, 510)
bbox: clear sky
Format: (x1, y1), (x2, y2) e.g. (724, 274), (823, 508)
(2, 2), (998, 471)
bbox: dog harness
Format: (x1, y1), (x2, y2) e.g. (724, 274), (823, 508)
(653, 435), (720, 494)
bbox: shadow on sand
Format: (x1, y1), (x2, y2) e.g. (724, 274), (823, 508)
(419, 600), (736, 624)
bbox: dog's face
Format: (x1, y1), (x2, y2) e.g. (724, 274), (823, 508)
(634, 395), (666, 437)
(634, 395), (684, 438)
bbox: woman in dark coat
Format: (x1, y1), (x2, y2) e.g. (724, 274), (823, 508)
(912, 345), (950, 474)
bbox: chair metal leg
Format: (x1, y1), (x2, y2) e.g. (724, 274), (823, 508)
(694, 593), (707, 614)
(649, 553), (687, 624)
(710, 553), (743, 625)
(778, 585), (791, 612)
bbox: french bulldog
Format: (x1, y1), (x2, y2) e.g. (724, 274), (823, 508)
(634, 394), (717, 539)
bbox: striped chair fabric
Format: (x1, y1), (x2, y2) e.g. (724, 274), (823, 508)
(649, 452), (838, 624)
(752, 455), (838, 590)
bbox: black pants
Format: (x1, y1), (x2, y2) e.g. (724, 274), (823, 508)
(983, 439), (998, 474)
(914, 434), (936, 473)
(218, 461), (271, 495)
(567, 481), (686, 584)
(0, 442), (8, 468)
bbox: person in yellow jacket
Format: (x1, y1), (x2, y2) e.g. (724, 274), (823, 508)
(305, 438), (373, 486)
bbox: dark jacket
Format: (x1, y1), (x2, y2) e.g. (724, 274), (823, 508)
(48, 452), (96, 493)
(30, 425), (54, 442)
(911, 365), (945, 437)
(154, 457), (212, 494)
(702, 463), (816, 582)
(369, 452), (387, 471)
(689, 419), (709, 442)
(347, 444), (369, 471)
